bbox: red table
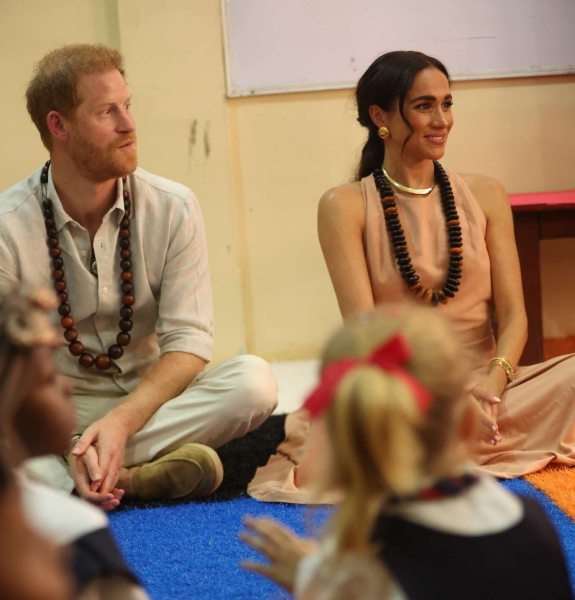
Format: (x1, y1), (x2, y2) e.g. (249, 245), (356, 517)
(509, 189), (575, 365)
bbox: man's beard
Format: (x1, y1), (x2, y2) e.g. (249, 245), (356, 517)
(69, 129), (138, 183)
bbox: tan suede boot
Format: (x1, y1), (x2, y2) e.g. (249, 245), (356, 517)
(132, 444), (224, 500)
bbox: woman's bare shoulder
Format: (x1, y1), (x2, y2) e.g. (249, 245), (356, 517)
(458, 173), (508, 213)
(318, 182), (364, 219)
(459, 173), (507, 198)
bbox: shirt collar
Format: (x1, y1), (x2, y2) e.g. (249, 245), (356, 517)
(44, 168), (71, 233)
(111, 177), (127, 222)
(44, 167), (126, 232)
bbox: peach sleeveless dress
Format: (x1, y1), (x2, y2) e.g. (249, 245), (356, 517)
(248, 171), (575, 504)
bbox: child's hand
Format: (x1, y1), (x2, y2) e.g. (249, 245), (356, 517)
(240, 516), (320, 592)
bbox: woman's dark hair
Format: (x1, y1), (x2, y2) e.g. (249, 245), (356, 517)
(355, 51), (451, 180)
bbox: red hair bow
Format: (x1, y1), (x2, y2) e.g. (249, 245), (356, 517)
(303, 334), (432, 418)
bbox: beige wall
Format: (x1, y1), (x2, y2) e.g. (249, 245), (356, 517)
(1, 1), (574, 362)
(0, 0), (119, 185)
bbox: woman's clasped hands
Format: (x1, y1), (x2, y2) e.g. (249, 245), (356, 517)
(466, 372), (507, 447)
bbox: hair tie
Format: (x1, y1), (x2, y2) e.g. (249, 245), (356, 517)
(303, 334), (431, 418)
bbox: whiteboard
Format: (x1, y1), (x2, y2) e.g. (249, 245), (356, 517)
(222, 0), (575, 97)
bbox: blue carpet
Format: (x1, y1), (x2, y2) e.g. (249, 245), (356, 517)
(109, 482), (575, 599)
(109, 498), (330, 600)
(501, 479), (575, 589)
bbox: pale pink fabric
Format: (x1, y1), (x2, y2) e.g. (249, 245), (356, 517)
(248, 171), (575, 503)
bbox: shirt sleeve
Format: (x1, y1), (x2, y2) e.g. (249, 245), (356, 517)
(0, 225), (19, 288)
(155, 190), (214, 361)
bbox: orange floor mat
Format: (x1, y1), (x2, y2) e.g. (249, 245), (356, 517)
(525, 465), (575, 520)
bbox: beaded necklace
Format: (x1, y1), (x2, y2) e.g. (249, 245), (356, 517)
(373, 161), (462, 306)
(40, 160), (134, 370)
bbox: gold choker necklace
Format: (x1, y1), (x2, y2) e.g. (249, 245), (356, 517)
(382, 167), (436, 195)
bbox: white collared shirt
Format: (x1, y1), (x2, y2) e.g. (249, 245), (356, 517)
(0, 166), (213, 396)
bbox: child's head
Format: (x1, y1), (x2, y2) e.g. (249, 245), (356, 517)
(0, 285), (74, 463)
(304, 306), (470, 552)
(0, 286), (75, 598)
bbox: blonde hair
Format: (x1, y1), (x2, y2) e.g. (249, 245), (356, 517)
(319, 306), (468, 554)
(26, 44), (125, 150)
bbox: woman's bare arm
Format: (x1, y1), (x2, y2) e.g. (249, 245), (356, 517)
(463, 173), (528, 385)
(318, 183), (375, 320)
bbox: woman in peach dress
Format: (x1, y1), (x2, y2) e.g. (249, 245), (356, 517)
(248, 50), (575, 503)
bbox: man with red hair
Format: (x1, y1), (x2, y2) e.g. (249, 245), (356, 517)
(0, 44), (277, 509)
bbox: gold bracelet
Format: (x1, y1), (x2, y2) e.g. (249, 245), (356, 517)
(488, 357), (516, 383)
(63, 434), (82, 464)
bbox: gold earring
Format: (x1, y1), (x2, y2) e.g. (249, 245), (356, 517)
(378, 126), (390, 140)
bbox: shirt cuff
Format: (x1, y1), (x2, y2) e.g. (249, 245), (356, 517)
(158, 329), (213, 362)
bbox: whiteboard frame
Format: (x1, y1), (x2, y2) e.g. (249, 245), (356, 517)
(221, 0), (575, 98)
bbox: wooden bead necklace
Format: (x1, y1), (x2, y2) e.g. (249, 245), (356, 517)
(373, 161), (462, 306)
(40, 160), (134, 370)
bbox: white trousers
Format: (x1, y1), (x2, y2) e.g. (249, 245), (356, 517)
(25, 355), (278, 492)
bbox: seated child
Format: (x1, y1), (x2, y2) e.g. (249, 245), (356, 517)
(241, 308), (573, 599)
(0, 284), (149, 599)
(0, 460), (73, 600)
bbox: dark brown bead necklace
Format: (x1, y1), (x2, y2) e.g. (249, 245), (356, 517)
(372, 161), (462, 307)
(40, 160), (134, 370)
